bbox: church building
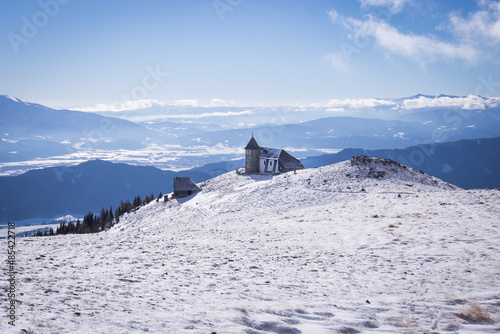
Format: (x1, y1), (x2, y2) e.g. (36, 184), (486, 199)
(244, 136), (304, 174)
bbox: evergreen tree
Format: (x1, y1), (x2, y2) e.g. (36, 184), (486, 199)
(114, 207), (120, 223)
(133, 195), (142, 208)
(100, 207), (107, 224)
(84, 212), (94, 234)
(147, 192), (155, 204)
(68, 221), (75, 234)
(76, 219), (82, 234)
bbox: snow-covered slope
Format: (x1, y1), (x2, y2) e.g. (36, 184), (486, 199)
(5, 158), (500, 333)
(114, 156), (459, 236)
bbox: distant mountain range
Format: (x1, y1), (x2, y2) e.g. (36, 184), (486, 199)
(1, 136), (499, 224)
(2, 95), (500, 175)
(0, 95), (154, 163)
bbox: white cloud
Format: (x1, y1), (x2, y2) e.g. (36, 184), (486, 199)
(165, 110), (254, 119)
(359, 0), (413, 13)
(325, 107), (346, 112)
(323, 52), (351, 71)
(71, 99), (165, 112)
(373, 19), (478, 64)
(208, 98), (235, 107)
(171, 99), (199, 107)
(329, 5), (482, 66)
(326, 98), (395, 108)
(341, 15), (478, 65)
(450, 0), (500, 46)
(68, 98), (236, 112)
(402, 95), (492, 109)
(327, 9), (342, 25)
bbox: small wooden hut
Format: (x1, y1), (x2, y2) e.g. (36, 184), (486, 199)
(173, 177), (201, 198)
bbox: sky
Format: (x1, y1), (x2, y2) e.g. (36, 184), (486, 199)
(1, 0), (500, 109)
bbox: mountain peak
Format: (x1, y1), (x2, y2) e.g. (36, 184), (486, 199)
(0, 95), (23, 104)
(436, 94), (460, 99)
(1, 95), (22, 102)
(347, 156), (457, 188)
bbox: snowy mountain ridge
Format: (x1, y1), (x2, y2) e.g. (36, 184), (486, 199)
(114, 156), (458, 234)
(110, 158), (452, 234)
(9, 157), (499, 333)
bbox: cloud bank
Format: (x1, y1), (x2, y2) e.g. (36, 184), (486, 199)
(71, 99), (166, 112)
(327, 9), (479, 66)
(165, 110), (254, 119)
(402, 95), (500, 109)
(326, 98), (396, 108)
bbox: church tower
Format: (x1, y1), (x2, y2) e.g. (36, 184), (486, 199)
(244, 136), (260, 174)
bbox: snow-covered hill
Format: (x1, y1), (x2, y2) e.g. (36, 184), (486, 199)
(5, 158), (500, 333)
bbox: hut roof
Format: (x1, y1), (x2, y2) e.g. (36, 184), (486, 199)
(174, 177), (201, 192)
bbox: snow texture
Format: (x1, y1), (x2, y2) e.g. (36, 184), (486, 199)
(2, 157), (499, 333)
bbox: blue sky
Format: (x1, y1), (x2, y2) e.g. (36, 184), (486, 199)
(1, 0), (499, 108)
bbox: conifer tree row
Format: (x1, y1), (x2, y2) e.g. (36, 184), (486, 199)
(36, 191), (158, 236)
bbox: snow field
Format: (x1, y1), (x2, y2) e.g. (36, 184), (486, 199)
(2, 158), (499, 333)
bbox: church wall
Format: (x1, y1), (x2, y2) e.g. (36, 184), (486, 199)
(246, 149), (260, 173)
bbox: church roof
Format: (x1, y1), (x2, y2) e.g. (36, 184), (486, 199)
(259, 147), (282, 159)
(244, 136), (260, 150)
(278, 150), (304, 170)
(260, 147), (303, 170)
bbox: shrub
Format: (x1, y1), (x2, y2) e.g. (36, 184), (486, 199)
(458, 302), (492, 323)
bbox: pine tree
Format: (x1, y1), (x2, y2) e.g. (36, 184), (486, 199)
(68, 221), (75, 234)
(84, 212), (94, 233)
(76, 219), (82, 234)
(100, 207), (107, 224)
(133, 195), (142, 208)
